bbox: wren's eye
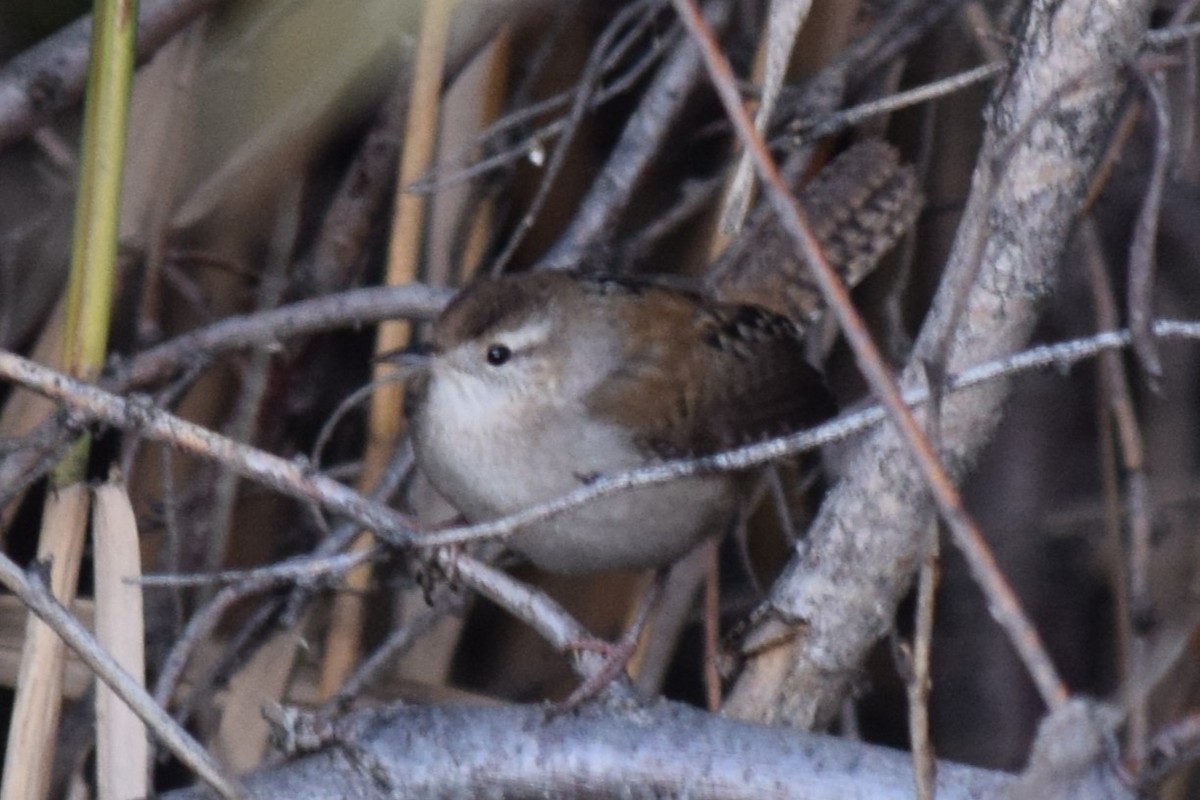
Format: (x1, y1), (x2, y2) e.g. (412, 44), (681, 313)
(485, 344), (512, 366)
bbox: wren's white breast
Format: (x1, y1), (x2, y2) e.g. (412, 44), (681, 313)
(414, 350), (629, 523)
(413, 359), (730, 574)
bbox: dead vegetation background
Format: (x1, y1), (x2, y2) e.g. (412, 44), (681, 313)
(0, 0), (1198, 797)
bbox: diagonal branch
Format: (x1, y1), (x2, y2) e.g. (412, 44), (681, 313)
(0, 551), (240, 797)
(0, 0), (221, 151)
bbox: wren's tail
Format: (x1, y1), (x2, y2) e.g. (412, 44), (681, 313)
(707, 140), (922, 324)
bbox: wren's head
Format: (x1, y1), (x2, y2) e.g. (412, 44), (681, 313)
(428, 277), (554, 407)
(409, 272), (639, 535)
(411, 272), (642, 485)
(422, 272), (615, 414)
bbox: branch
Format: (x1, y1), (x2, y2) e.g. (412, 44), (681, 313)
(723, 0), (1154, 727)
(162, 700), (1017, 800)
(538, 0), (728, 269)
(110, 283), (451, 391)
(0, 350), (419, 543)
(0, 0), (221, 151)
(8, 322), (1200, 559)
(0, 283), (450, 517)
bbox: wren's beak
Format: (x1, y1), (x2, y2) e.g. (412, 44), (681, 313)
(375, 344), (434, 416)
(373, 343), (433, 376)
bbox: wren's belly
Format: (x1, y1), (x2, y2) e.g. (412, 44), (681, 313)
(414, 400), (733, 572)
(508, 474), (734, 573)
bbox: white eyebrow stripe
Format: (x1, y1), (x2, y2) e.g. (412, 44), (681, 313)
(494, 316), (553, 353)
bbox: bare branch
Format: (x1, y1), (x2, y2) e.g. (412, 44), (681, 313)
(0, 350), (419, 544)
(111, 283), (451, 391)
(9, 322), (1200, 562)
(162, 701), (1019, 800)
(0, 0), (222, 151)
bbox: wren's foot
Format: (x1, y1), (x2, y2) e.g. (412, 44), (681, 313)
(416, 545), (459, 603)
(409, 515), (469, 603)
(412, 538), (466, 604)
(556, 635), (639, 712)
(554, 571), (667, 712)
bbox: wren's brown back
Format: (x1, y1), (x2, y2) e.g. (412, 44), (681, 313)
(576, 275), (836, 460)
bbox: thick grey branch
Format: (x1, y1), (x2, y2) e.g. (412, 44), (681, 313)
(164, 701), (1015, 799)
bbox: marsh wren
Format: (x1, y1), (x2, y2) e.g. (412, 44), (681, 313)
(408, 271), (836, 574)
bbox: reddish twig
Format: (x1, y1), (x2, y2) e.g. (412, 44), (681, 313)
(1081, 221), (1155, 767)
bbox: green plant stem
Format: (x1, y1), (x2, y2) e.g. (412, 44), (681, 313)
(54, 0), (140, 487)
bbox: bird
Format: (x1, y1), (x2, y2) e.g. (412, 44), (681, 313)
(407, 270), (837, 574)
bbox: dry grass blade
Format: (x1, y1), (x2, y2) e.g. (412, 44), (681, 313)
(214, 634), (299, 774)
(718, 0), (811, 234)
(0, 596), (94, 699)
(1, 485), (89, 800)
(93, 475), (149, 800)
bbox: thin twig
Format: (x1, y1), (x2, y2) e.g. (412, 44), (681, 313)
(149, 549), (376, 713)
(410, 0), (670, 196)
(909, 524), (940, 800)
(539, 0), (731, 269)
(154, 576), (279, 712)
(792, 61), (1007, 143)
(295, 81), (406, 297)
(1138, 710), (1200, 789)
(138, 548), (377, 588)
(280, 440), (416, 628)
(110, 283), (451, 391)
(1144, 19), (1200, 48)
(326, 586), (467, 709)
(718, 0), (811, 234)
(0, 283), (448, 522)
(309, 372), (410, 471)
(1126, 65), (1172, 381)
(447, 551), (610, 684)
(1166, 0), (1200, 172)
(1082, 220), (1154, 767)
(8, 323), (1200, 562)
(204, 188), (298, 580)
(416, 321), (1200, 548)
(0, 350), (420, 544)
(491, 0), (668, 273)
